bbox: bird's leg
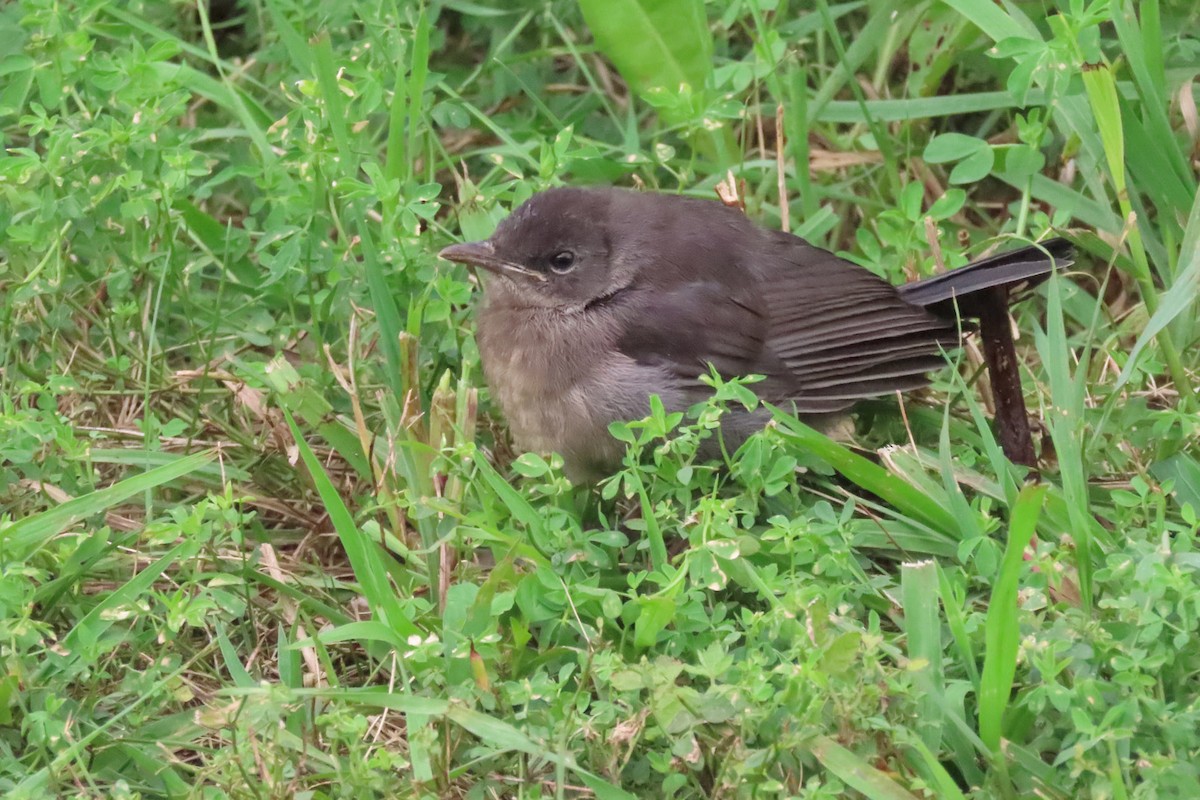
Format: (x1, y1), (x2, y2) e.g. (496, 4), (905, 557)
(976, 287), (1037, 469)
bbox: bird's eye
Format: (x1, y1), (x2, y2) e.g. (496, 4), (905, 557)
(548, 250), (576, 274)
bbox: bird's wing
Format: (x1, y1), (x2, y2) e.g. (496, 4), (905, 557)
(755, 233), (962, 411)
(611, 227), (965, 414)
(612, 280), (782, 396)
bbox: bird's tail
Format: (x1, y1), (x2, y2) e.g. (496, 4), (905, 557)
(897, 238), (1074, 317)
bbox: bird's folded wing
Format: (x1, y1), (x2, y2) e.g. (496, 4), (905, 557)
(612, 236), (969, 414)
(756, 235), (961, 410)
(613, 281), (778, 393)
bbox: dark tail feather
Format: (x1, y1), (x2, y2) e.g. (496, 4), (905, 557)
(897, 238), (1074, 317)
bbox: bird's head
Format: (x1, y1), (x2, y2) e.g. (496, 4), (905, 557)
(439, 187), (637, 311)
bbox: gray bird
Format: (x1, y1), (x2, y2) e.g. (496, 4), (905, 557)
(439, 187), (1071, 481)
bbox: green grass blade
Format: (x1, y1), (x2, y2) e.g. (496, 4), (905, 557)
(264, 0), (313, 71)
(939, 0), (1035, 42)
(51, 540), (190, 673)
(384, 35), (411, 184)
(807, 1), (897, 123)
(901, 560), (945, 753)
(296, 619), (408, 651)
(937, 408), (984, 541)
(993, 170), (1121, 234)
(174, 199), (260, 289)
(979, 484), (1046, 754)
(85, 447), (248, 483)
(1039, 274), (1095, 612)
(216, 625), (257, 688)
(937, 565), (979, 688)
(353, 211), (407, 397)
(904, 736), (967, 800)
(1114, 246), (1199, 390)
(1112, 0), (1193, 204)
(810, 735), (920, 800)
(1077, 55), (1193, 399)
(406, 9), (432, 185)
(817, 89), (1046, 123)
(311, 33), (355, 167)
(770, 409), (959, 534)
(1150, 453), (1200, 513)
(469, 453), (547, 539)
(285, 410), (422, 640)
(1, 450), (216, 556)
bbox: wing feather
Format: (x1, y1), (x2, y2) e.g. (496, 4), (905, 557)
(751, 233), (960, 403)
(606, 223), (1056, 412)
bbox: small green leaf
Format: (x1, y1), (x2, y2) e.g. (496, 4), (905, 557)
(928, 189), (966, 220)
(1003, 143), (1046, 180)
(949, 146), (995, 184)
(924, 132), (986, 163)
(1005, 55), (1040, 105)
(510, 453), (550, 478)
(634, 595), (676, 648)
(900, 181), (925, 221)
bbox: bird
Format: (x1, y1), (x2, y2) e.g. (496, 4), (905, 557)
(439, 186), (1072, 482)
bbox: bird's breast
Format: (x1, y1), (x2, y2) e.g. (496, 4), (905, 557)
(476, 301), (671, 476)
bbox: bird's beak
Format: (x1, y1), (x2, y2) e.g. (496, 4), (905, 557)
(438, 241), (547, 282)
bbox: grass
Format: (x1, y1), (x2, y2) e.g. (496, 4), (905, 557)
(2, 0), (1200, 797)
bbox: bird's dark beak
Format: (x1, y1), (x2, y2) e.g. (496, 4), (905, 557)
(438, 241), (546, 282)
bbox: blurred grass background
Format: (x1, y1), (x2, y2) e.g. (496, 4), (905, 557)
(1, 0), (1199, 797)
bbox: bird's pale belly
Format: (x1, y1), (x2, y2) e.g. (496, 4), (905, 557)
(483, 346), (642, 478)
(477, 307), (672, 479)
